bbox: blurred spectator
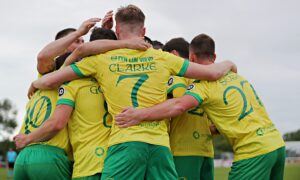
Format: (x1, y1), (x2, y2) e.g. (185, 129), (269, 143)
(6, 148), (17, 179)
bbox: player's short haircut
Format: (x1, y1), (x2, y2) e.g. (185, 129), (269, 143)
(90, 27), (117, 41)
(115, 5), (145, 26)
(152, 40), (164, 50)
(163, 38), (189, 59)
(190, 34), (215, 59)
(55, 28), (76, 40)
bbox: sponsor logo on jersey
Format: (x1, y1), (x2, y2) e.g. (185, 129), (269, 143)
(58, 87), (64, 96)
(187, 84), (195, 90)
(168, 77), (174, 86)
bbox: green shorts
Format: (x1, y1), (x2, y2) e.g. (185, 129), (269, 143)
(229, 146), (286, 180)
(101, 141), (177, 180)
(14, 144), (72, 180)
(173, 156), (214, 180)
(73, 173), (101, 180)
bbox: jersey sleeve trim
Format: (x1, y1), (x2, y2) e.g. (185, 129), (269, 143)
(70, 64), (85, 78)
(57, 98), (75, 108)
(184, 91), (203, 105)
(167, 83), (186, 94)
(177, 59), (189, 77)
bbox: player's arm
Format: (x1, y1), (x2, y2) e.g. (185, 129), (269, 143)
(14, 105), (72, 149)
(115, 95), (199, 128)
(28, 66), (79, 98)
(37, 18), (100, 74)
(64, 37), (151, 66)
(184, 60), (237, 81)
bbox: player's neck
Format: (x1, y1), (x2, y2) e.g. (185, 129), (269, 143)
(118, 33), (140, 40)
(195, 58), (214, 65)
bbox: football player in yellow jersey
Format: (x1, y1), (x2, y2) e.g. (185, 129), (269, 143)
(15, 24), (151, 180)
(116, 34), (286, 180)
(13, 18), (103, 180)
(164, 37), (215, 180)
(28, 5), (236, 180)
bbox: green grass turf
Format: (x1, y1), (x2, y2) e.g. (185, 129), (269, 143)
(214, 164), (300, 180)
(0, 164), (299, 179)
(0, 168), (8, 179)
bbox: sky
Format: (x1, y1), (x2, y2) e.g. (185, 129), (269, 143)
(0, 0), (299, 138)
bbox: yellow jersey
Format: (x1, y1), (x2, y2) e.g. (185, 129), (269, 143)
(185, 72), (285, 161)
(20, 89), (71, 153)
(168, 76), (214, 157)
(57, 78), (112, 178)
(71, 48), (189, 148)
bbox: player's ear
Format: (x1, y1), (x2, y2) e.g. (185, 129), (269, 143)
(170, 50), (180, 57)
(212, 53), (216, 63)
(140, 27), (146, 37)
(115, 24), (120, 38)
(189, 52), (196, 62)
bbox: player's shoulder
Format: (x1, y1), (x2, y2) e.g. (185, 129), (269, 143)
(217, 71), (246, 86)
(64, 77), (97, 87)
(186, 79), (211, 91)
(168, 76), (189, 86)
(104, 48), (141, 55)
(59, 78), (98, 96)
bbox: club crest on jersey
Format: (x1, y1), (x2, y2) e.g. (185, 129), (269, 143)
(187, 84), (195, 90)
(167, 77), (174, 86)
(58, 87), (65, 96)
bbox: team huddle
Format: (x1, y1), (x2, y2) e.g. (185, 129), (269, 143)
(13, 4), (285, 180)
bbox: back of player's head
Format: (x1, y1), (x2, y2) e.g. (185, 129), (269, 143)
(115, 5), (145, 26)
(163, 37), (189, 59)
(55, 28), (76, 40)
(190, 34), (215, 59)
(54, 28), (79, 69)
(89, 27), (117, 41)
(152, 40), (164, 50)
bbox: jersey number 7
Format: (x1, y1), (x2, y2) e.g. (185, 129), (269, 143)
(116, 74), (149, 107)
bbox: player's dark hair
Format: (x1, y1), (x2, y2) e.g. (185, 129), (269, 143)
(54, 28), (76, 69)
(144, 36), (153, 45)
(152, 40), (164, 50)
(90, 27), (117, 41)
(55, 52), (71, 70)
(55, 28), (76, 40)
(190, 34), (215, 59)
(163, 37), (189, 59)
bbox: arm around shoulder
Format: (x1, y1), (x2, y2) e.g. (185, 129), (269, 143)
(184, 60), (237, 80)
(33, 66), (80, 90)
(115, 95), (198, 128)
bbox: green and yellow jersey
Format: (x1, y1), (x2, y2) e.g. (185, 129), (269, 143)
(185, 72), (285, 161)
(168, 76), (214, 157)
(57, 78), (112, 178)
(20, 89), (71, 154)
(71, 48), (189, 148)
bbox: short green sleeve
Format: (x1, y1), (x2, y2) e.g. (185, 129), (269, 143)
(71, 55), (99, 77)
(56, 82), (78, 108)
(162, 52), (189, 76)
